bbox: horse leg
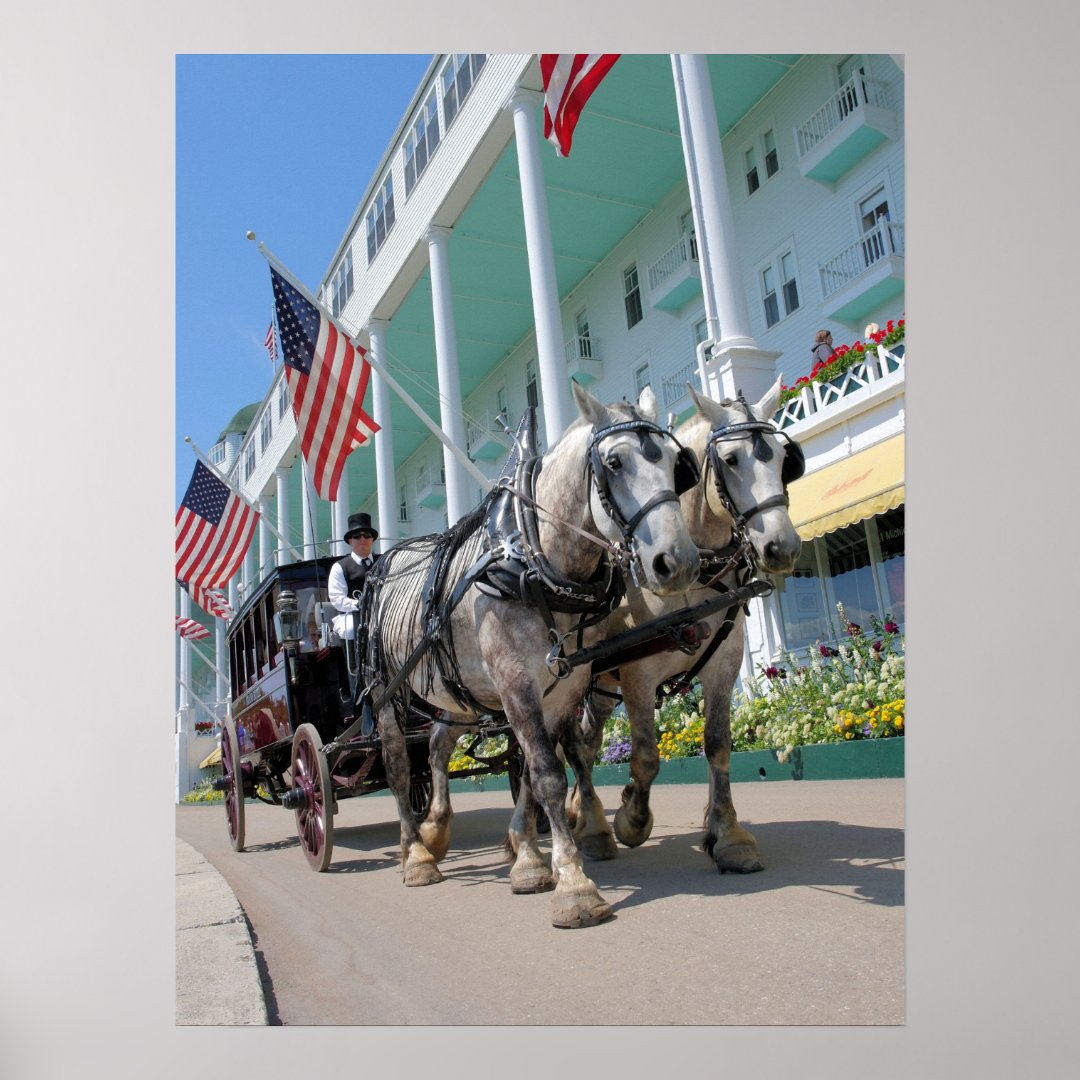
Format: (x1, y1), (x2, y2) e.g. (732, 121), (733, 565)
(613, 676), (660, 848)
(378, 703), (443, 886)
(504, 767), (556, 893)
(567, 680), (614, 833)
(561, 706), (617, 861)
(419, 722), (456, 863)
(701, 632), (763, 873)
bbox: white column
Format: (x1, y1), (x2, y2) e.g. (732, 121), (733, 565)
(672, 54), (778, 402)
(276, 466), (294, 564)
(178, 585), (191, 710)
(426, 227), (471, 526)
(301, 458), (316, 559)
(505, 87), (572, 439)
(333, 468), (350, 557)
(215, 616), (228, 707)
(258, 497), (272, 581)
(241, 543), (253, 604)
(367, 319), (397, 548)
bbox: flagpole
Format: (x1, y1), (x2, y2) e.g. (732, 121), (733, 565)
(183, 635), (228, 682)
(250, 233), (492, 490)
(184, 436), (292, 550)
(176, 675), (226, 725)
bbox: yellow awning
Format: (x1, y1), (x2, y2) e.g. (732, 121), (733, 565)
(788, 433), (905, 541)
(198, 745), (222, 769)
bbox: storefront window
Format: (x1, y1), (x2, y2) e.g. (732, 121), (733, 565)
(823, 520), (879, 632)
(875, 507), (905, 625)
(773, 543), (832, 653)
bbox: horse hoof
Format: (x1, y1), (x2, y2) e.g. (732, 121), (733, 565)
(579, 832), (619, 861)
(403, 862), (444, 887)
(613, 807), (653, 848)
(712, 844), (764, 874)
(552, 896), (613, 929)
(510, 866), (556, 894)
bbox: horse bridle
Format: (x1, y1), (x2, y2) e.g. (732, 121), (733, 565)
(586, 413), (701, 583)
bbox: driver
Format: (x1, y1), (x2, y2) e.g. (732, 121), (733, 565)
(327, 512), (379, 641)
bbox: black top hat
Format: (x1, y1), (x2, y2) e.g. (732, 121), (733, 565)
(344, 512), (378, 541)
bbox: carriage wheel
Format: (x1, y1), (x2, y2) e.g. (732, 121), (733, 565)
(290, 724), (335, 872)
(222, 716), (245, 852)
(507, 741), (551, 836)
(410, 778), (433, 820)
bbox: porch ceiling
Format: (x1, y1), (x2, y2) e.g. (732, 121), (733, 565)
(359, 54), (802, 495)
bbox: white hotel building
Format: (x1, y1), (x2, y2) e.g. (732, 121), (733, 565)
(176, 53), (906, 789)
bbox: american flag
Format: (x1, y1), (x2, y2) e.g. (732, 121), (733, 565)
(175, 615), (211, 641)
(540, 54), (620, 157)
(264, 321), (278, 365)
(175, 460), (259, 590)
(181, 580), (235, 621)
(270, 265), (379, 500)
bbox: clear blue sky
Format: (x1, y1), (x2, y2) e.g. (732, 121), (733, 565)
(175, 54), (433, 506)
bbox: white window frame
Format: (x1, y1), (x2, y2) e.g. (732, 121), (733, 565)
(259, 409), (273, 453)
(624, 263), (643, 329)
(496, 385), (509, 426)
(757, 240), (801, 329)
(331, 248), (353, 318)
(243, 442), (256, 482)
(277, 378), (289, 420)
(441, 53), (486, 129)
(633, 360), (651, 398)
(365, 173), (396, 265)
(398, 481), (409, 523)
(404, 91), (441, 197)
(743, 120), (782, 197)
(679, 209), (698, 261)
(525, 359), (539, 408)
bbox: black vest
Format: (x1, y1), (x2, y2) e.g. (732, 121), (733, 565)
(339, 553), (376, 600)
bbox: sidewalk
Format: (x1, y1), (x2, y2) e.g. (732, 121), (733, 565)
(175, 837), (268, 1025)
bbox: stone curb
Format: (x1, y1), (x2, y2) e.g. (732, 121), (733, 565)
(175, 837), (268, 1026)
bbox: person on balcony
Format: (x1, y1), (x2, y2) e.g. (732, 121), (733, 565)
(328, 512), (380, 641)
(811, 329), (835, 367)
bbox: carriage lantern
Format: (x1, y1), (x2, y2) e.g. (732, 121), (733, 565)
(277, 589), (302, 647)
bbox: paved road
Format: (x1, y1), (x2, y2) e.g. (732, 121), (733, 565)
(176, 778), (904, 1025)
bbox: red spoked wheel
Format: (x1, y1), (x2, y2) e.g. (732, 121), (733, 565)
(222, 716), (245, 852)
(291, 724), (335, 872)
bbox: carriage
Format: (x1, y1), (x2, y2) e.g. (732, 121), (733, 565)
(216, 553), (528, 872)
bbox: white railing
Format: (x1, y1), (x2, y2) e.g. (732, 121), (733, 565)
(415, 463), (442, 497)
(648, 234), (696, 292)
(661, 361), (699, 409)
(818, 220), (905, 299)
(564, 334), (599, 364)
(774, 344), (906, 430)
(794, 74), (891, 157)
(466, 410), (511, 456)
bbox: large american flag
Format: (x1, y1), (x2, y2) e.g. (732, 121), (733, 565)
(264, 321), (278, 365)
(175, 615), (211, 641)
(270, 266), (379, 500)
(175, 461), (259, 590)
(540, 54), (620, 157)
(181, 580), (235, 621)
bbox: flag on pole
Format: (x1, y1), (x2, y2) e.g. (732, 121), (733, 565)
(264, 321), (278, 365)
(180, 580), (235, 621)
(175, 615), (211, 641)
(269, 265), (380, 500)
(176, 460), (259, 589)
(540, 54), (620, 157)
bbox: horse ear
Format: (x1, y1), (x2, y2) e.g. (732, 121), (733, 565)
(688, 383), (725, 426)
(754, 374), (785, 422)
(637, 385), (659, 422)
(571, 378), (609, 426)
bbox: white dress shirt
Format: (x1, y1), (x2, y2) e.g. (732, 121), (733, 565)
(328, 552), (373, 640)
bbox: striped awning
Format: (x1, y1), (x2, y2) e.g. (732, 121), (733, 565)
(787, 433), (905, 541)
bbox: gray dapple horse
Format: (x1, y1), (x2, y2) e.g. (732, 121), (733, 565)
(363, 382), (701, 927)
(566, 377), (803, 873)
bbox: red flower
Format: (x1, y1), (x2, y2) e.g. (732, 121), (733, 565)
(884, 620), (900, 634)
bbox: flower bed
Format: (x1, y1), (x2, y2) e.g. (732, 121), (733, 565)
(778, 318), (905, 408)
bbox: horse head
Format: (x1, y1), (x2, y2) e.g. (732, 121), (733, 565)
(566, 379), (700, 595)
(682, 376), (802, 575)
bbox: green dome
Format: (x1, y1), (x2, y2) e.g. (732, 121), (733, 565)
(216, 402), (260, 441)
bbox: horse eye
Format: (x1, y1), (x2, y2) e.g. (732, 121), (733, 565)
(723, 452), (738, 467)
(605, 452), (623, 471)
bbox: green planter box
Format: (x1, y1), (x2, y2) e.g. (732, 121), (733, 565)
(447, 738), (903, 795)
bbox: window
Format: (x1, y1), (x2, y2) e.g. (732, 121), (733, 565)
(404, 92), (441, 196)
(398, 483), (409, 523)
(680, 210), (698, 261)
(277, 378), (289, 420)
(634, 362), (651, 398)
(780, 252), (800, 316)
(365, 174), (395, 264)
(760, 246), (800, 328)
(763, 128), (779, 178)
(209, 441), (226, 466)
(575, 309), (592, 358)
(859, 187), (892, 264)
(331, 249), (353, 317)
(441, 53), (486, 128)
(496, 385), (509, 427)
(243, 442), (256, 481)
(624, 263), (643, 329)
(837, 55), (867, 117)
(744, 147), (760, 195)
(693, 316), (709, 346)
(525, 359), (539, 408)
(259, 410), (273, 453)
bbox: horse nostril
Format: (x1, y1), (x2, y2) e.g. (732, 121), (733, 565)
(764, 541), (778, 563)
(652, 552), (674, 579)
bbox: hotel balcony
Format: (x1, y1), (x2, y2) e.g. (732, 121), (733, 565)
(647, 234), (701, 312)
(794, 75), (899, 184)
(466, 410), (511, 462)
(564, 334), (603, 384)
(817, 219), (904, 324)
(415, 463), (446, 509)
